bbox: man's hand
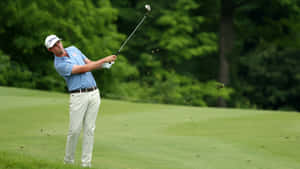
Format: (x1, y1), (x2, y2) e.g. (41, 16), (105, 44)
(101, 55), (117, 69)
(104, 55), (117, 63)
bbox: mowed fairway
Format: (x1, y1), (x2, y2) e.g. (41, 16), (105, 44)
(0, 86), (300, 169)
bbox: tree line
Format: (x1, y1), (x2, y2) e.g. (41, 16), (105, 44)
(0, 0), (299, 111)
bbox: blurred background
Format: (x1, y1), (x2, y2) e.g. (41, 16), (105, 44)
(0, 0), (299, 111)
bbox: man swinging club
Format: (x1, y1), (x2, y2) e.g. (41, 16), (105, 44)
(45, 34), (117, 168)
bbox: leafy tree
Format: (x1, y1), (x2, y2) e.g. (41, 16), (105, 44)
(111, 0), (232, 106)
(198, 0), (300, 110)
(0, 0), (124, 92)
(231, 0), (300, 110)
(0, 50), (40, 89)
(1, 0), (299, 110)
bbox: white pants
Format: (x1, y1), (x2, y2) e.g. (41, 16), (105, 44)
(64, 89), (100, 167)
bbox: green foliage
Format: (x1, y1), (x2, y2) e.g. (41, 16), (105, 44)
(0, 52), (10, 85)
(155, 0), (217, 63)
(236, 46), (300, 110)
(0, 0), (122, 91)
(147, 71), (233, 106)
(0, 51), (34, 88)
(231, 0), (300, 110)
(109, 0), (223, 107)
(0, 51), (66, 91)
(95, 55), (141, 99)
(0, 0), (300, 110)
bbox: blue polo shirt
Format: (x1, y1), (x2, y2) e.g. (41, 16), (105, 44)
(54, 46), (97, 91)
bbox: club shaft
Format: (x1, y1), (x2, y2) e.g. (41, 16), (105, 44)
(117, 15), (147, 54)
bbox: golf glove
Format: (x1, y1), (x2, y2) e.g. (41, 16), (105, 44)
(101, 62), (114, 69)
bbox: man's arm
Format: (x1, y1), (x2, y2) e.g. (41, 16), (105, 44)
(84, 58), (92, 64)
(72, 55), (116, 74)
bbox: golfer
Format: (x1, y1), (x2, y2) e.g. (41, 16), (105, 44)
(45, 34), (116, 167)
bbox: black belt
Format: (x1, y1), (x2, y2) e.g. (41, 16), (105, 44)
(69, 87), (97, 93)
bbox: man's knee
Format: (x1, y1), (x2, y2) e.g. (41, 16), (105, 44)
(68, 126), (82, 136)
(85, 126), (95, 136)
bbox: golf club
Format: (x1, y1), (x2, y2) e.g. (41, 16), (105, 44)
(109, 4), (151, 65)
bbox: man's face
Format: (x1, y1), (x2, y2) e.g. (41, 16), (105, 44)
(48, 41), (64, 56)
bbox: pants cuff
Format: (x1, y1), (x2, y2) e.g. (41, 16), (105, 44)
(81, 163), (91, 168)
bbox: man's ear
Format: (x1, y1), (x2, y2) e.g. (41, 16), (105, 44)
(47, 48), (51, 52)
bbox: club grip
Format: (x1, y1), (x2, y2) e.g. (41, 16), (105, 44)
(108, 51), (119, 64)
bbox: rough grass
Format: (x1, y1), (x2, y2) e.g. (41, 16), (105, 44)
(0, 151), (87, 169)
(0, 86), (300, 169)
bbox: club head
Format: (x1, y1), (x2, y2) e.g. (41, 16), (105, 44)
(145, 4), (151, 12)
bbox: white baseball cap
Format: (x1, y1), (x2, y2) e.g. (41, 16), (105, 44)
(44, 34), (61, 49)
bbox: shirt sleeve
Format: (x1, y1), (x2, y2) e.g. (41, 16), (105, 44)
(75, 47), (87, 60)
(55, 59), (74, 77)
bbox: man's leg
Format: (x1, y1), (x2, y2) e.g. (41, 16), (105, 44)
(81, 89), (100, 167)
(64, 93), (88, 164)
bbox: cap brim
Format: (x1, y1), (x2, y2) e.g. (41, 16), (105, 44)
(47, 38), (61, 48)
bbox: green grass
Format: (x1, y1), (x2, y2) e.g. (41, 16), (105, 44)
(0, 86), (300, 169)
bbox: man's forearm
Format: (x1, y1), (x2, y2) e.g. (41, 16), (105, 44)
(71, 55), (116, 74)
(72, 58), (106, 74)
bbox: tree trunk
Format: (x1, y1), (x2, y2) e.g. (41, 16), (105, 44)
(217, 0), (235, 107)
